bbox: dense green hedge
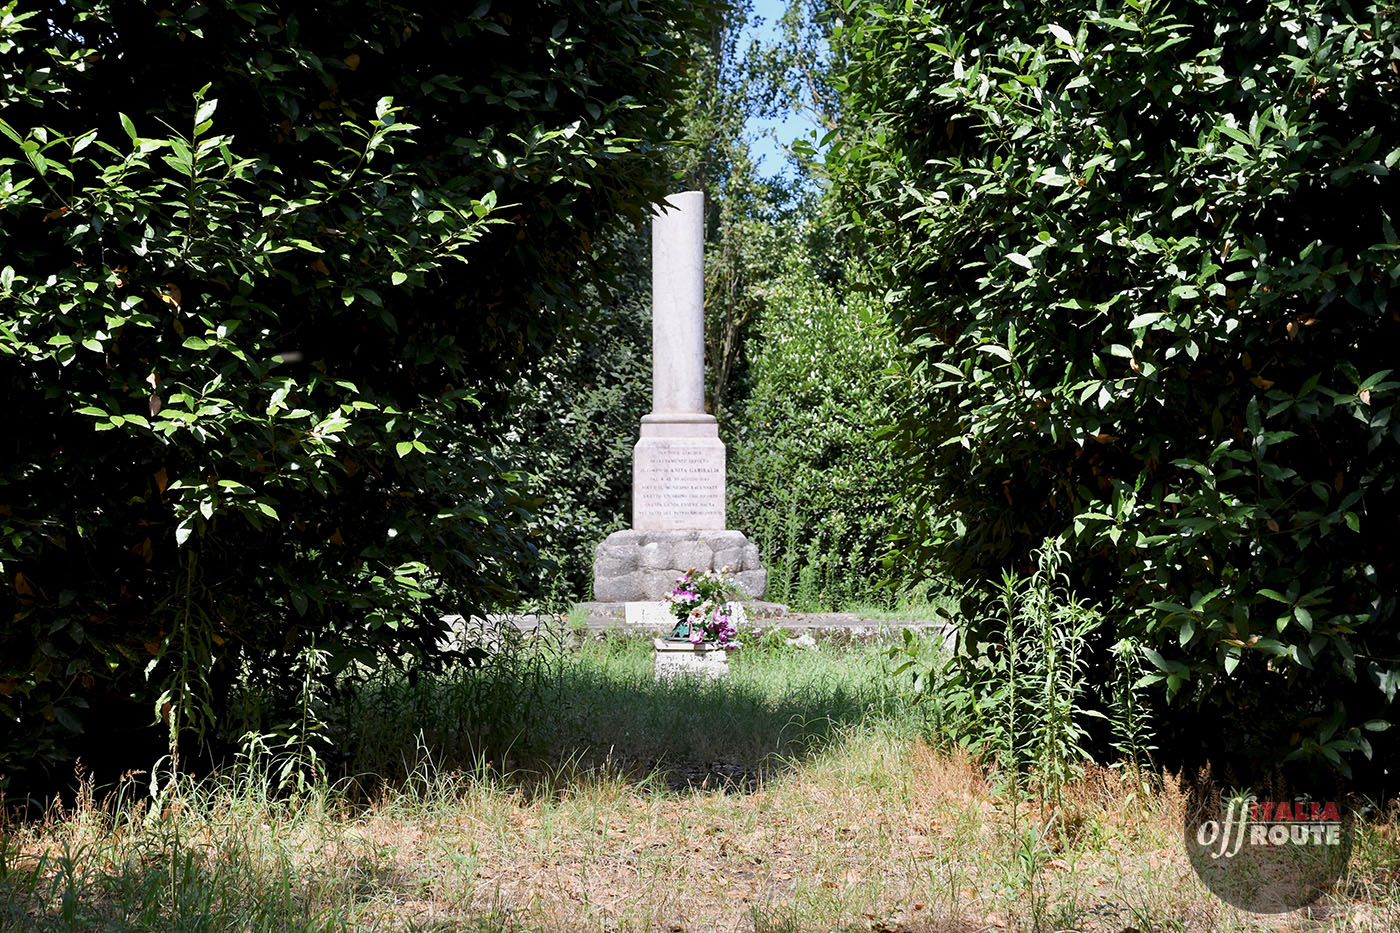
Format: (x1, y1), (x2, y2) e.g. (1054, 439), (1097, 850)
(0, 0), (717, 794)
(829, 0), (1399, 780)
(727, 240), (914, 611)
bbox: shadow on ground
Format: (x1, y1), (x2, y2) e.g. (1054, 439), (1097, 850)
(328, 632), (917, 796)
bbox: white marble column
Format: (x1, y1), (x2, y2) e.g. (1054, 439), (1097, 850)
(650, 191), (706, 415)
(633, 191), (725, 530)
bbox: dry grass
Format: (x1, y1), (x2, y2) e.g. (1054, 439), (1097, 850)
(2, 639), (1397, 932)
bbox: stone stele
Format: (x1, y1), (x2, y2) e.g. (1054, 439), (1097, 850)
(592, 191), (767, 602)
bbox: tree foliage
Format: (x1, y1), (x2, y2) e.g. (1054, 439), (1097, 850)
(0, 0), (717, 793)
(494, 229), (652, 604)
(728, 239), (913, 610)
(664, 0), (797, 419)
(829, 0), (1399, 780)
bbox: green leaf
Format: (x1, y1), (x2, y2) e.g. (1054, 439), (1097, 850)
(53, 707), (84, 733)
(1219, 125), (1253, 145)
(1142, 647), (1187, 674)
(1292, 606), (1312, 632)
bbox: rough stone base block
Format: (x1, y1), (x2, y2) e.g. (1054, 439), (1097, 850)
(592, 529), (766, 602)
(653, 638), (730, 682)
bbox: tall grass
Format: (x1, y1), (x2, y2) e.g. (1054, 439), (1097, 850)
(0, 635), (928, 931)
(752, 497), (955, 616)
(3, 632), (1398, 932)
(885, 540), (1169, 932)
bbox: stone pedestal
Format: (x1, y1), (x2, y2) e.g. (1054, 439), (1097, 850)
(653, 638), (730, 682)
(593, 529), (766, 602)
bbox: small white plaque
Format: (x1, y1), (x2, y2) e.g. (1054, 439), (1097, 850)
(625, 601), (674, 629)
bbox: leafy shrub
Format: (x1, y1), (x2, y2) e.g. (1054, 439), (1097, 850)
(727, 244), (914, 610)
(892, 540), (1106, 806)
(0, 0), (718, 795)
(829, 0), (1399, 780)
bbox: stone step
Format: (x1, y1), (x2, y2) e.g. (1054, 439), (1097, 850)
(449, 604), (955, 650)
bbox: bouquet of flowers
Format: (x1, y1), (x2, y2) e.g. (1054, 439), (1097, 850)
(663, 568), (742, 649)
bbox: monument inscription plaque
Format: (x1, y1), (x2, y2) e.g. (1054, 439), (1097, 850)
(633, 439), (725, 530)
